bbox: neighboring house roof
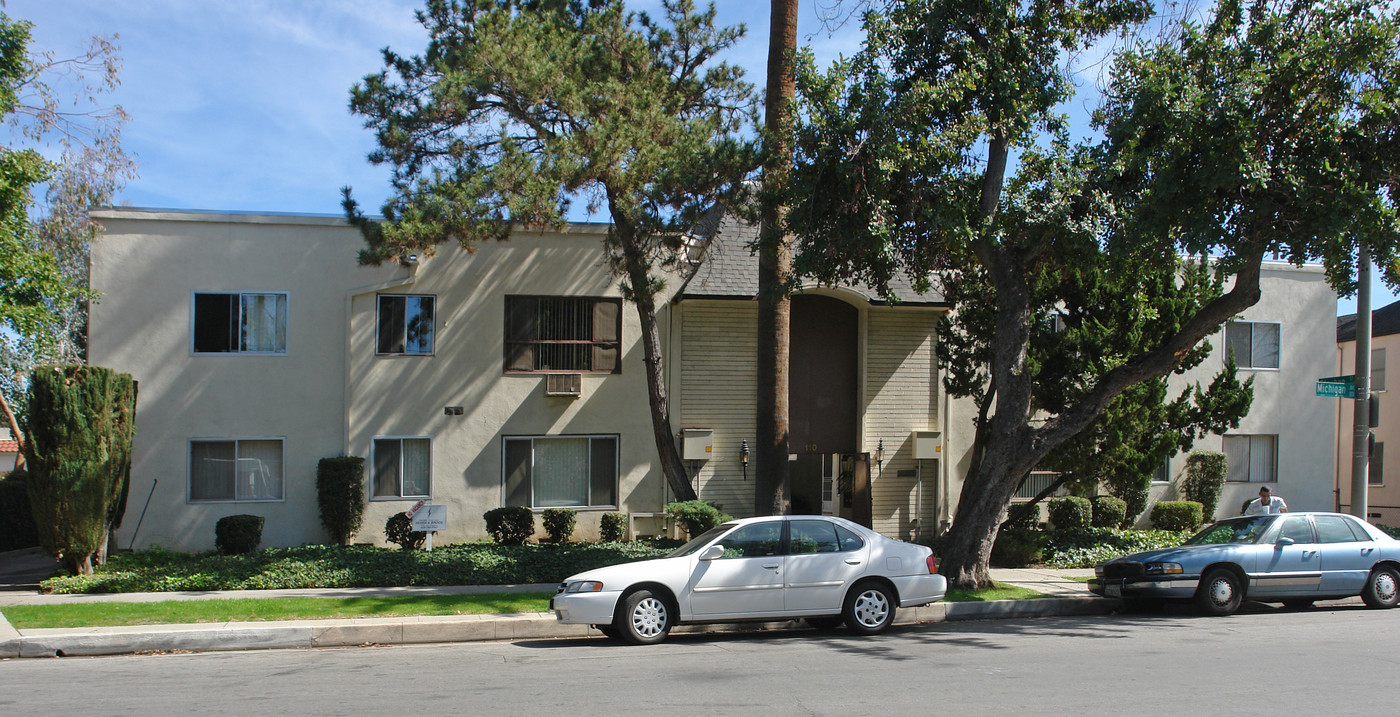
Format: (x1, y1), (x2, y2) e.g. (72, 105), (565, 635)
(0, 440), (17, 453)
(677, 207), (947, 306)
(1337, 299), (1400, 342)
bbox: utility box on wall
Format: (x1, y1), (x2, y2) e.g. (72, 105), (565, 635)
(913, 430), (942, 460)
(682, 428), (714, 461)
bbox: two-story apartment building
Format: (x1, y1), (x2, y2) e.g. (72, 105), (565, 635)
(1337, 301), (1400, 525)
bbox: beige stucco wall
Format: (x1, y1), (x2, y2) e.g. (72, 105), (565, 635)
(90, 209), (671, 551)
(1337, 331), (1399, 525)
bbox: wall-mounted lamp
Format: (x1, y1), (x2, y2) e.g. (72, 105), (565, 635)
(875, 439), (884, 468)
(740, 439), (749, 481)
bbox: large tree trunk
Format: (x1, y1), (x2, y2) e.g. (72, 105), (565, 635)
(755, 0), (799, 516)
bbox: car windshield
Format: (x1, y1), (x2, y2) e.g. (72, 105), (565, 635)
(1183, 516), (1276, 545)
(667, 524), (735, 557)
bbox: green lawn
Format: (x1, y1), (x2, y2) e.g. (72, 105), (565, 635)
(3, 583), (1047, 629)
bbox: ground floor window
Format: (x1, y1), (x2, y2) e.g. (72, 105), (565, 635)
(1223, 434), (1277, 482)
(373, 437), (431, 499)
(503, 435), (618, 508)
(189, 438), (284, 502)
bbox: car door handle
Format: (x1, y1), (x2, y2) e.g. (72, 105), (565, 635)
(845, 559), (862, 565)
(762, 563), (780, 570)
(1362, 548), (1374, 555)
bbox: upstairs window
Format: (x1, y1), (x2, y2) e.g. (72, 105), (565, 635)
(193, 292), (287, 354)
(504, 296), (620, 373)
(378, 295), (435, 355)
(1225, 320), (1280, 369)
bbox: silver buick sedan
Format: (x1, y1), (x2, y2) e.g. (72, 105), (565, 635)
(1089, 512), (1400, 616)
(550, 515), (947, 644)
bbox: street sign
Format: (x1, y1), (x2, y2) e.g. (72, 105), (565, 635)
(1317, 381), (1358, 398)
(1318, 375), (1356, 384)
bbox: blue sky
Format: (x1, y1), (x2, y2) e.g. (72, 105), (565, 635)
(7, 0), (1386, 315)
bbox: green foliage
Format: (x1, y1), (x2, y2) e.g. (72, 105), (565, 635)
(23, 364), (137, 575)
(316, 456), (366, 545)
(483, 506), (535, 546)
(665, 500), (733, 537)
(0, 469), (39, 551)
(541, 508), (577, 544)
(600, 512), (627, 542)
(1004, 503), (1042, 530)
(38, 539), (683, 594)
(214, 515), (264, 555)
(991, 529), (1046, 568)
(1376, 525), (1400, 540)
(1090, 496), (1128, 529)
(1048, 496), (1092, 531)
(385, 512), (427, 551)
(1183, 450), (1227, 520)
(1151, 501), (1204, 531)
(1043, 528), (1192, 568)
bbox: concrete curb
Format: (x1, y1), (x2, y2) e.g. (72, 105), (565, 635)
(2, 596), (1115, 659)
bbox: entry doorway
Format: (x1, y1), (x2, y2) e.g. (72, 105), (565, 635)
(790, 453), (871, 527)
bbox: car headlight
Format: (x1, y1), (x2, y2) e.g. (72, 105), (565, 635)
(567, 580), (604, 593)
(1145, 562), (1183, 576)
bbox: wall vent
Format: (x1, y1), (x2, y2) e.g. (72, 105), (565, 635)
(545, 373), (582, 397)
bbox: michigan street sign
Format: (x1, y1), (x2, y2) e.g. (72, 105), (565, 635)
(1317, 375), (1358, 399)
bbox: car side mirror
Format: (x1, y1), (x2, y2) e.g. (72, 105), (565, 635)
(1275, 537), (1295, 547)
(698, 545), (724, 561)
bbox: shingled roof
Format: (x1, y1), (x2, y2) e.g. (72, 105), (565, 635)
(1338, 299), (1400, 342)
(676, 207), (946, 306)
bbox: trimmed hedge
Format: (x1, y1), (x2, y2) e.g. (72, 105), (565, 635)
(39, 539), (682, 594)
(600, 512), (627, 542)
(215, 515), (265, 555)
(1091, 496), (1127, 529)
(1043, 527), (1192, 568)
(317, 456), (366, 545)
(991, 528), (1045, 567)
(0, 470), (40, 552)
(1151, 500), (1204, 531)
(1004, 503), (1041, 530)
(1183, 451), (1227, 520)
(665, 500), (733, 537)
(484, 506), (535, 546)
(385, 513), (427, 550)
(1048, 496), (1092, 531)
(542, 508), (577, 544)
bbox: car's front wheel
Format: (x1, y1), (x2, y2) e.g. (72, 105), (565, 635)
(1362, 566), (1400, 609)
(616, 589), (673, 645)
(1195, 568), (1243, 616)
(843, 581), (896, 635)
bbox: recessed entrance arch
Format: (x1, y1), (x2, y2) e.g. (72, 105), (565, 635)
(788, 294), (863, 521)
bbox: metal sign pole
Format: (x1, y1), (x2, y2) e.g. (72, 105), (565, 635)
(1351, 245), (1373, 519)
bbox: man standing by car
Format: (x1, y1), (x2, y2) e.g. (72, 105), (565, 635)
(1244, 486), (1289, 515)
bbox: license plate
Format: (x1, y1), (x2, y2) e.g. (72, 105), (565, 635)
(1106, 583), (1122, 598)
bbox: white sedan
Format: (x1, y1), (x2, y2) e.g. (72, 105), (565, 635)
(550, 515), (947, 644)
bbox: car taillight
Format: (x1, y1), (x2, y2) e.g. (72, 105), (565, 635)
(927, 555), (938, 574)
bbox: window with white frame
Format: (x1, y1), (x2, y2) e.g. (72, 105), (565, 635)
(189, 439), (284, 502)
(372, 437), (431, 499)
(1151, 456), (1172, 484)
(503, 435), (618, 508)
(193, 292), (287, 354)
(1223, 434), (1278, 482)
(1225, 320), (1280, 369)
(377, 295), (435, 355)
(1372, 348), (1386, 392)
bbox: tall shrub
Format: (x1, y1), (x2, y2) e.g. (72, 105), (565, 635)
(24, 365), (137, 575)
(317, 456), (366, 545)
(600, 512), (627, 542)
(1048, 496), (1092, 531)
(1183, 450), (1227, 520)
(385, 512), (427, 550)
(484, 506), (535, 546)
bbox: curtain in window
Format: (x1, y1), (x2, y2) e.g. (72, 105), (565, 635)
(373, 439), (401, 497)
(534, 437), (589, 506)
(1226, 322), (1252, 367)
(1251, 324), (1280, 369)
(241, 294), (286, 352)
(504, 439), (532, 507)
(235, 440), (284, 500)
(589, 437), (618, 506)
(190, 441), (236, 500)
(1249, 435), (1276, 482)
(401, 438), (431, 496)
(1224, 435), (1249, 482)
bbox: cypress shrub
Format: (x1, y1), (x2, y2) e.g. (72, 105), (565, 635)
(215, 514), (265, 554)
(24, 365), (137, 575)
(385, 512), (427, 550)
(1183, 451), (1228, 520)
(991, 528), (1046, 567)
(665, 500), (733, 537)
(1151, 500), (1204, 531)
(1004, 503), (1041, 530)
(317, 456), (366, 545)
(542, 508), (577, 544)
(1048, 496), (1092, 531)
(600, 512), (627, 542)
(1091, 496), (1128, 528)
(0, 470), (39, 551)
(484, 506), (535, 545)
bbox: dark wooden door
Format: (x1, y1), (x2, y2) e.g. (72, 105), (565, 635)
(789, 295), (858, 454)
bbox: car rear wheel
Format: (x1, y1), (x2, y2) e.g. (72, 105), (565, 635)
(1362, 566), (1400, 609)
(843, 581), (896, 635)
(616, 589), (673, 645)
(1195, 568), (1243, 616)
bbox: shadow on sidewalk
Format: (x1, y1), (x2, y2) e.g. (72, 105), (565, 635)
(0, 547), (60, 591)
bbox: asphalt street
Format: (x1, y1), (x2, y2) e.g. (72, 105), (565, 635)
(1, 601), (1394, 716)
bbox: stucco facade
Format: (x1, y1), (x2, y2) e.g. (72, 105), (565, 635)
(1337, 301), (1400, 525)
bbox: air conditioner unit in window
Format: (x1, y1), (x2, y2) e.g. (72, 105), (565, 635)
(545, 373), (582, 397)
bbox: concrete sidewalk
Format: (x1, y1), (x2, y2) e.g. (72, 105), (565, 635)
(0, 565), (1102, 659)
